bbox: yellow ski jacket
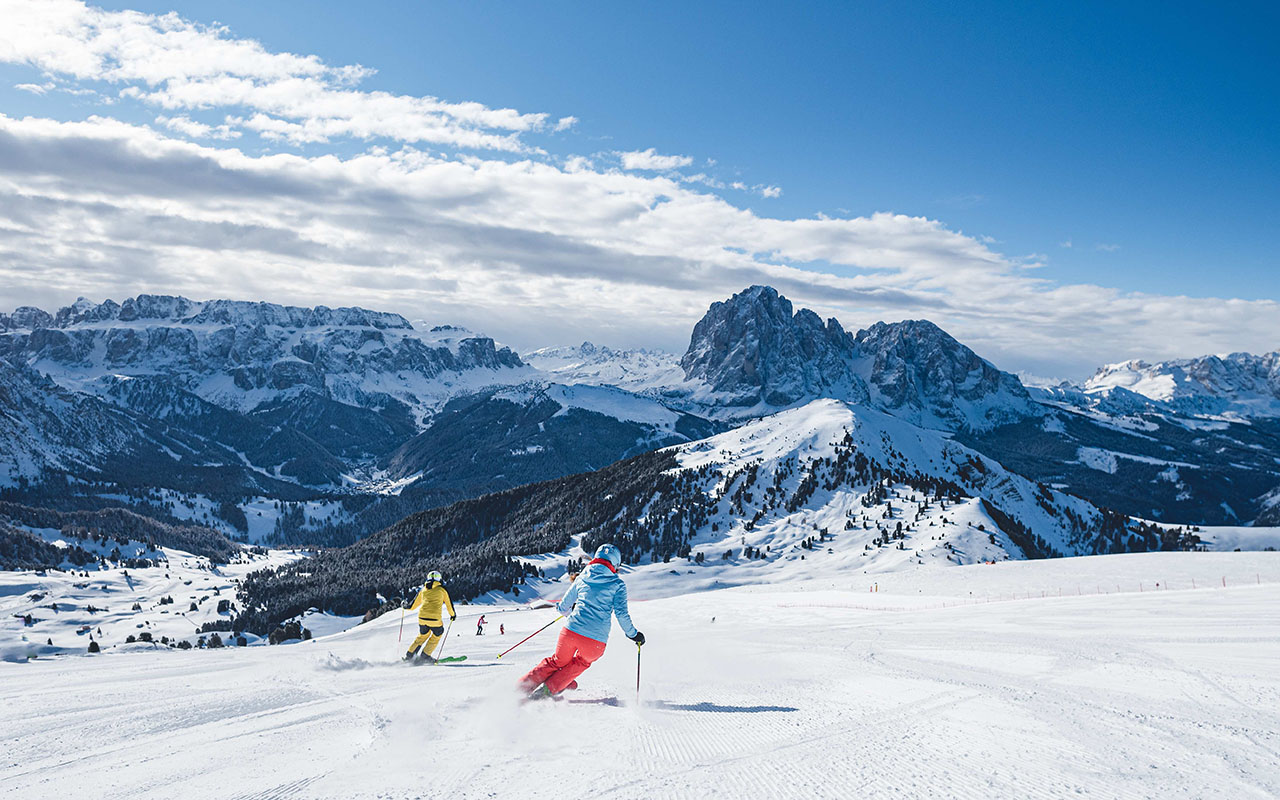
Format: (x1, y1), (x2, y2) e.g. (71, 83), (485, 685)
(409, 582), (456, 625)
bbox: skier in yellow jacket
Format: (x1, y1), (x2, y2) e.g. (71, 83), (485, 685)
(403, 570), (456, 663)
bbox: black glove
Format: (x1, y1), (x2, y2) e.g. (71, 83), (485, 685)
(630, 631), (645, 646)
(401, 598), (411, 609)
(450, 615), (456, 622)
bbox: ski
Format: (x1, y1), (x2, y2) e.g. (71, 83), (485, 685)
(401, 654), (467, 665)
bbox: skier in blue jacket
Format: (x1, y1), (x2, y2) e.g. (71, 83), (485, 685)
(519, 543), (644, 698)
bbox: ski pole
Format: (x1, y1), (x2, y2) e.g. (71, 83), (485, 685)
(433, 617), (454, 664)
(496, 615), (563, 659)
(398, 604), (406, 643)
(635, 642), (642, 701)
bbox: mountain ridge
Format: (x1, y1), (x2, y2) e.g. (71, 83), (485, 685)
(3, 286), (1278, 542)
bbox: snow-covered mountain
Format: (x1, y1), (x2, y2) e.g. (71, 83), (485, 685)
(852, 318), (1039, 431)
(530, 287), (1041, 431)
(522, 342), (684, 392)
(383, 381), (717, 483)
(0, 358), (303, 499)
(5, 286), (1278, 544)
(1083, 353), (1280, 419)
(238, 397), (1203, 634)
(0, 295), (532, 427)
(989, 352), (1280, 526)
(658, 398), (1133, 563)
(0, 294), (720, 543)
(666, 286), (1039, 430)
(967, 384), (1280, 527)
(0, 357), (151, 482)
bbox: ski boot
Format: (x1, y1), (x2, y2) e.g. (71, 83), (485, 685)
(524, 684), (555, 702)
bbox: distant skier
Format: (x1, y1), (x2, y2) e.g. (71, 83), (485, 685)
(403, 570), (456, 663)
(519, 543), (644, 699)
(500, 623), (505, 635)
(476, 614), (486, 635)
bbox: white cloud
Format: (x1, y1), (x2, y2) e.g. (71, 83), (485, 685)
(155, 114), (240, 140)
(0, 0), (552, 151)
(554, 116), (578, 132)
(14, 82), (52, 94)
(618, 148), (694, 171)
(1059, 239), (1072, 248)
(727, 180), (780, 198)
(1096, 242), (1121, 252)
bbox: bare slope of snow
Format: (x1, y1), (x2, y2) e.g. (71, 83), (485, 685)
(2, 552), (1278, 799)
(523, 342), (684, 393)
(493, 382), (685, 429)
(0, 542), (308, 661)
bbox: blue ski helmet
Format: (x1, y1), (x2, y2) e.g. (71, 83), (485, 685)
(593, 543), (622, 568)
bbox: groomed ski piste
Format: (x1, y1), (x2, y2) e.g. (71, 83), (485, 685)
(3, 548), (1279, 799)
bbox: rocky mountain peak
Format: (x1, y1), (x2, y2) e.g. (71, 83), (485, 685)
(677, 286), (1036, 430)
(854, 319), (1036, 430)
(680, 285), (865, 408)
(8, 295), (417, 332)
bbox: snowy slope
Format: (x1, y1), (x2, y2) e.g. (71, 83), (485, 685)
(0, 541), (309, 662)
(522, 342), (685, 393)
(2, 551), (1278, 799)
(498, 382), (684, 428)
(661, 399), (1130, 565)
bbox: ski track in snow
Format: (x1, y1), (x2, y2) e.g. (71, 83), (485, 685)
(3, 553), (1280, 799)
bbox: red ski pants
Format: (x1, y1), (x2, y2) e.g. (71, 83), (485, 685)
(519, 628), (607, 694)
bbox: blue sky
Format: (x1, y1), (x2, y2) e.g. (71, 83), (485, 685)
(0, 1), (1276, 377)
(77, 0), (1279, 297)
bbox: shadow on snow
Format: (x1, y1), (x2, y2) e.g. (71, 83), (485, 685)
(565, 697), (798, 713)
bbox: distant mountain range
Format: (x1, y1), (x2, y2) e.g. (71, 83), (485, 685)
(1, 286), (1277, 554)
(1082, 353), (1280, 419)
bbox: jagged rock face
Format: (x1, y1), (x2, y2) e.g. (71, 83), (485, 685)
(680, 286), (868, 407)
(0, 295), (526, 414)
(0, 306), (54, 331)
(854, 320), (1036, 429)
(678, 286), (1035, 430)
(1084, 353), (1280, 418)
(0, 359), (124, 477)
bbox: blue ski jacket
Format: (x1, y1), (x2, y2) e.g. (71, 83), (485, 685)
(557, 558), (637, 644)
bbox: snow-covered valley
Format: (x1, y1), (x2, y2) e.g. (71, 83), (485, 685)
(3, 551), (1278, 799)
(0, 544), (313, 660)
